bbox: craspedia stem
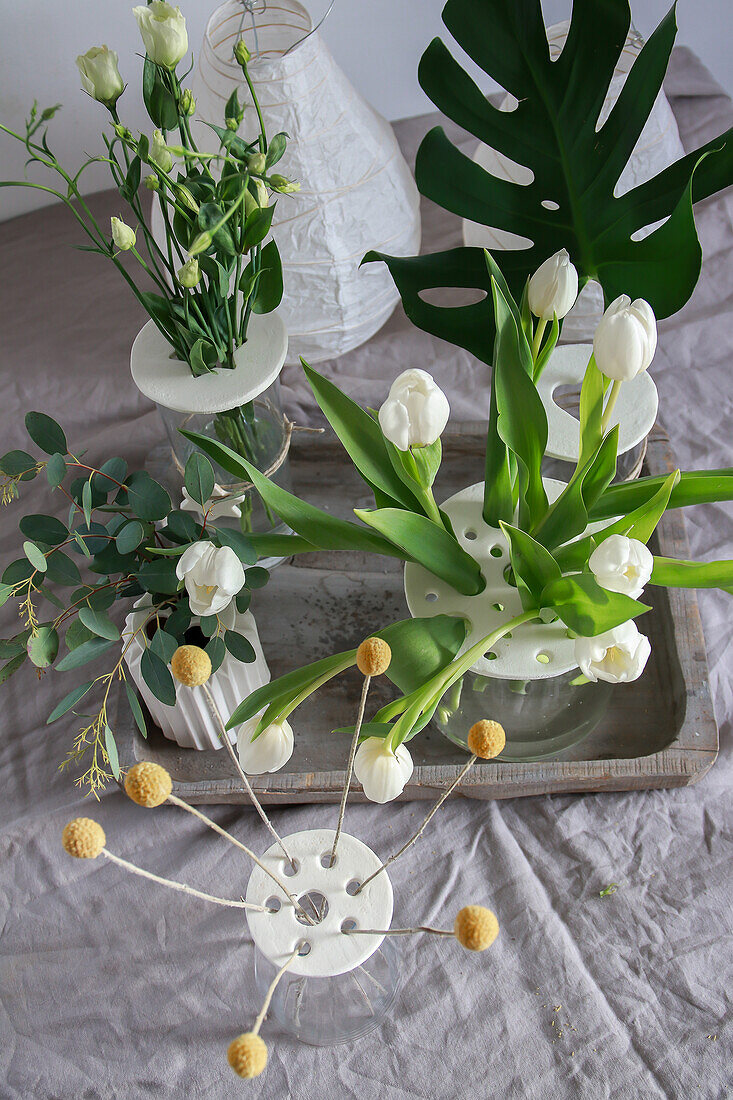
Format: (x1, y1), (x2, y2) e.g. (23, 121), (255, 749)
(330, 674), (371, 868)
(101, 849), (271, 912)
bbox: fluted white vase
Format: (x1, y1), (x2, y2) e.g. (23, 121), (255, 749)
(156, 0), (421, 365)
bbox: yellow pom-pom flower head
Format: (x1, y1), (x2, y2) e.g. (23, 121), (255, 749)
(356, 637), (392, 677)
(171, 644), (211, 687)
(62, 818), (106, 859)
(454, 905), (499, 951)
(227, 1032), (268, 1078)
(467, 719), (506, 760)
(124, 761), (172, 807)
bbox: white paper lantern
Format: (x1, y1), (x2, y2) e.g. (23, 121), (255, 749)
(164, 0), (421, 365)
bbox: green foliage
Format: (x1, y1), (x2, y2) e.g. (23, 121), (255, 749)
(183, 452), (215, 508)
(650, 557), (733, 591)
(140, 647), (176, 706)
(25, 411), (67, 455)
(540, 573), (650, 636)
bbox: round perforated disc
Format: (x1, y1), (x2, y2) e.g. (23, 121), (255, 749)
(130, 312), (287, 414)
(537, 344), (658, 463)
(246, 830), (393, 978)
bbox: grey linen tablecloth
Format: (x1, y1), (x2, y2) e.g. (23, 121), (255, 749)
(1, 47), (732, 1099)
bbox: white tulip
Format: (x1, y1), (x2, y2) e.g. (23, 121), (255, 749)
(237, 716), (294, 774)
(528, 248), (579, 320)
(110, 216), (136, 251)
(150, 129), (173, 174)
(176, 541), (244, 617)
(589, 534), (653, 599)
(133, 2), (188, 69)
(76, 46), (124, 107)
(180, 486), (242, 523)
(378, 369), (450, 451)
(593, 294), (657, 381)
(574, 620), (651, 684)
(354, 736), (413, 803)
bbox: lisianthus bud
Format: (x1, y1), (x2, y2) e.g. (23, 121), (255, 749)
(76, 46), (124, 107)
(177, 257), (200, 288)
(589, 534), (653, 599)
(176, 185), (199, 213)
(133, 2), (188, 69)
(268, 174), (300, 194)
(112, 122), (132, 141)
(111, 216), (136, 251)
(150, 129), (173, 173)
(254, 180), (268, 209)
(237, 717), (294, 775)
(528, 248), (579, 321)
(354, 736), (413, 803)
(593, 294), (657, 381)
(574, 620), (651, 684)
(226, 117), (239, 132)
(180, 88), (195, 116)
(247, 152), (266, 175)
(188, 231), (213, 256)
(378, 368), (450, 451)
(233, 39), (251, 66)
(144, 174), (160, 191)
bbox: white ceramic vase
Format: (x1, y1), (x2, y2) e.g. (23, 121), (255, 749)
(122, 596), (270, 750)
(162, 0), (421, 365)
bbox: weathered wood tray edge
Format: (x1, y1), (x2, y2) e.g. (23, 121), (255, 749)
(116, 423), (719, 804)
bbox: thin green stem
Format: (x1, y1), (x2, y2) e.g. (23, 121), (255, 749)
(601, 378), (622, 433)
(532, 316), (548, 362)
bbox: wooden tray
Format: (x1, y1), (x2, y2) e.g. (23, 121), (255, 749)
(115, 423), (718, 804)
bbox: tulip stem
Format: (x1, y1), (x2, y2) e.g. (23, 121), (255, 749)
(101, 849), (270, 912)
(356, 755), (477, 893)
(201, 683), (297, 873)
(532, 317), (548, 362)
(330, 674), (372, 868)
(253, 948), (299, 1035)
(601, 379), (622, 433)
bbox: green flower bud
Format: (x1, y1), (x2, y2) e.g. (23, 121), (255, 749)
(110, 216), (136, 251)
(177, 257), (200, 288)
(188, 231), (212, 256)
(269, 174), (300, 194)
(112, 122), (132, 141)
(254, 180), (268, 208)
(226, 117), (239, 132)
(180, 88), (195, 116)
(247, 152), (266, 175)
(144, 174), (160, 191)
(233, 39), (251, 66)
(151, 129), (173, 173)
(176, 185), (199, 213)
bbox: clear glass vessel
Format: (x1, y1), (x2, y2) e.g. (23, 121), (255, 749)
(157, 376), (292, 538)
(542, 439), (646, 484)
(434, 667), (614, 761)
(253, 935), (399, 1047)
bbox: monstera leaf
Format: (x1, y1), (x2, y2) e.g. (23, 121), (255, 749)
(366, 0), (733, 363)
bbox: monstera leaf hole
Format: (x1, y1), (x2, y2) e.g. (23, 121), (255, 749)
(417, 287), (488, 308)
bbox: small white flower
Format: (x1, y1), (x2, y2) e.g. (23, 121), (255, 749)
(378, 369), (450, 451)
(237, 716), (294, 774)
(354, 736), (413, 803)
(589, 534), (653, 599)
(150, 129), (173, 174)
(176, 541), (244, 617)
(133, 1), (188, 68)
(76, 46), (124, 107)
(574, 620), (651, 684)
(180, 486), (242, 523)
(111, 216), (136, 251)
(593, 294), (657, 381)
(528, 248), (579, 320)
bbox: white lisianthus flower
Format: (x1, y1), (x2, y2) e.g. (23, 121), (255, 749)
(593, 294), (657, 381)
(177, 257), (200, 288)
(354, 736), (413, 803)
(528, 248), (579, 320)
(111, 216), (136, 251)
(574, 620), (651, 684)
(150, 129), (173, 174)
(176, 541), (244, 617)
(180, 486), (242, 523)
(237, 716), (294, 774)
(378, 369), (450, 452)
(589, 534), (653, 599)
(76, 46), (124, 107)
(133, 2), (188, 69)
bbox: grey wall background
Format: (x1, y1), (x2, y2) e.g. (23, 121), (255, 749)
(1, 0), (731, 220)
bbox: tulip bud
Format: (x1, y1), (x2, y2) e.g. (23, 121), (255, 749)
(238, 717), (294, 775)
(378, 368), (450, 451)
(593, 294), (657, 381)
(177, 257), (200, 288)
(233, 39), (251, 66)
(188, 231), (212, 256)
(176, 541), (245, 616)
(247, 152), (266, 175)
(180, 88), (195, 116)
(528, 248), (579, 321)
(589, 534), (653, 599)
(268, 174), (300, 194)
(76, 46), (125, 108)
(574, 620), (651, 684)
(133, 2), (188, 69)
(144, 174), (160, 191)
(150, 129), (173, 174)
(354, 736), (413, 803)
(110, 216), (136, 251)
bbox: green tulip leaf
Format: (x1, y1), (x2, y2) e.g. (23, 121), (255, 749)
(541, 573), (650, 637)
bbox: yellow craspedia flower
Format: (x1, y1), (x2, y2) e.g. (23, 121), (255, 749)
(124, 761), (172, 807)
(171, 644), (211, 687)
(454, 905), (499, 951)
(467, 719), (506, 760)
(356, 636), (392, 677)
(62, 818), (106, 859)
(227, 1032), (268, 1078)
